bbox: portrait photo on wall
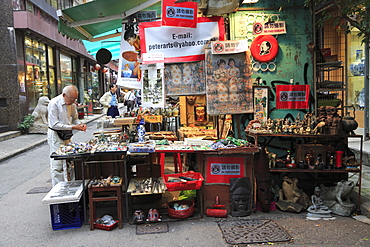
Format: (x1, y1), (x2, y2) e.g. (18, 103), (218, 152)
(164, 61), (206, 96)
(205, 50), (253, 115)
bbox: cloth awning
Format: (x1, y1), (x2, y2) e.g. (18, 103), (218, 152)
(58, 0), (160, 41)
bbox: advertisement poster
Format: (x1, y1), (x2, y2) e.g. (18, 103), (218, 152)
(117, 23), (142, 89)
(206, 156), (245, 184)
(205, 49), (253, 115)
(276, 85), (310, 109)
(164, 61), (206, 96)
(139, 17), (225, 63)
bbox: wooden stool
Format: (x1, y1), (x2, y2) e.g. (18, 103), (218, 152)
(158, 152), (183, 177)
(88, 185), (123, 230)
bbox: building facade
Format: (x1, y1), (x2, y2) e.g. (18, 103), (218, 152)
(0, 0), (103, 132)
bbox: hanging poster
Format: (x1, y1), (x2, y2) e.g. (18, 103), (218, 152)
(141, 64), (165, 108)
(205, 49), (253, 115)
(139, 16), (225, 63)
(164, 61), (206, 96)
(117, 23), (142, 89)
(276, 84), (310, 109)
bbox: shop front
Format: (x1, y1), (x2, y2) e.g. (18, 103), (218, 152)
(44, 0), (363, 235)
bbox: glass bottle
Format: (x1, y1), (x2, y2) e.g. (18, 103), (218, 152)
(285, 149), (292, 164)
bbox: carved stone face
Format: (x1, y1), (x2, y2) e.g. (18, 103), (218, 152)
(186, 95), (197, 105)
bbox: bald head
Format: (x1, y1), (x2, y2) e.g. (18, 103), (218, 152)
(62, 85), (78, 105)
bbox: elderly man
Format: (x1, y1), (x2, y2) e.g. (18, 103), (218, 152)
(48, 85), (87, 186)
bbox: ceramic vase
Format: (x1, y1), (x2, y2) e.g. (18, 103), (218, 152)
(350, 50), (365, 76)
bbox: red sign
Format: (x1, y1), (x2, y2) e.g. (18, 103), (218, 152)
(162, 0), (197, 28)
(276, 85), (310, 109)
(206, 156), (245, 184)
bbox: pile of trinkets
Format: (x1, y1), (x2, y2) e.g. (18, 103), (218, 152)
(211, 137), (255, 149)
(55, 133), (127, 155)
(131, 177), (166, 194)
(88, 175), (122, 187)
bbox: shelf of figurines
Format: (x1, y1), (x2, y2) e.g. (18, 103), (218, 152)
(246, 108), (361, 138)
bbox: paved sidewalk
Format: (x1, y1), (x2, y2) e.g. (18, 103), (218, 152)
(0, 114), (104, 163)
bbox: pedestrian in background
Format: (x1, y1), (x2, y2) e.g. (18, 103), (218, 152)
(124, 88), (136, 112)
(99, 83), (120, 118)
(47, 85), (87, 186)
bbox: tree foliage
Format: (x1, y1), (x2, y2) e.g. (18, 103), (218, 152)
(305, 0), (370, 43)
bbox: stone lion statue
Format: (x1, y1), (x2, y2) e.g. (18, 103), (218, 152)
(29, 96), (50, 134)
(320, 180), (356, 216)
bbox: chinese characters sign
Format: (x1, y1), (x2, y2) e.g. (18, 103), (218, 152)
(276, 85), (310, 109)
(211, 40), (248, 54)
(206, 156), (245, 184)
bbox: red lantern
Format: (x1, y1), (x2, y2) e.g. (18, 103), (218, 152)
(102, 67), (109, 73)
(94, 64), (101, 71)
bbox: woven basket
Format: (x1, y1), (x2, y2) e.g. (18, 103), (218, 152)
(167, 200), (195, 219)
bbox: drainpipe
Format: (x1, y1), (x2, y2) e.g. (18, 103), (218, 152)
(365, 41), (369, 140)
(365, 7), (370, 140)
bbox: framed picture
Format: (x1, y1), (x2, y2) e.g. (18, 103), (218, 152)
(253, 86), (269, 125)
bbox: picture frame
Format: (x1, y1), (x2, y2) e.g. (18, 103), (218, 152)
(253, 86), (269, 125)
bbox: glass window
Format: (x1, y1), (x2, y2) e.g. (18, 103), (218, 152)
(25, 37), (48, 110)
(60, 53), (73, 88)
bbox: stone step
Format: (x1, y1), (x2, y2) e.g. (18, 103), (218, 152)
(0, 131), (21, 142)
(0, 125), (10, 133)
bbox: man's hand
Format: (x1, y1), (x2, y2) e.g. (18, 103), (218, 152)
(73, 124), (87, 131)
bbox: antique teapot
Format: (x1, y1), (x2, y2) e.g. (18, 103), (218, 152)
(342, 108), (358, 135)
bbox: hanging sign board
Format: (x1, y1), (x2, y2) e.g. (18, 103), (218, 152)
(253, 21), (287, 36)
(211, 40), (248, 54)
(276, 84), (310, 109)
(162, 0), (198, 28)
(139, 17), (225, 63)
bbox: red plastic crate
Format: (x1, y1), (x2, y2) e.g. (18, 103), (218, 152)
(164, 171), (204, 191)
(94, 220), (118, 231)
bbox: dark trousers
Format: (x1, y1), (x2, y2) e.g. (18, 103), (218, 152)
(107, 106), (119, 118)
(126, 100), (135, 112)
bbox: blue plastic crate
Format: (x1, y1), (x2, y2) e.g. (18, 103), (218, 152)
(50, 201), (83, 230)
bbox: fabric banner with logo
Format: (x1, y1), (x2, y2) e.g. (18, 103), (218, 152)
(139, 16), (225, 63)
(162, 0), (198, 28)
(276, 85), (310, 109)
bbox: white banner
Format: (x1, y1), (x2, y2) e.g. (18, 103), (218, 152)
(140, 17), (224, 63)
